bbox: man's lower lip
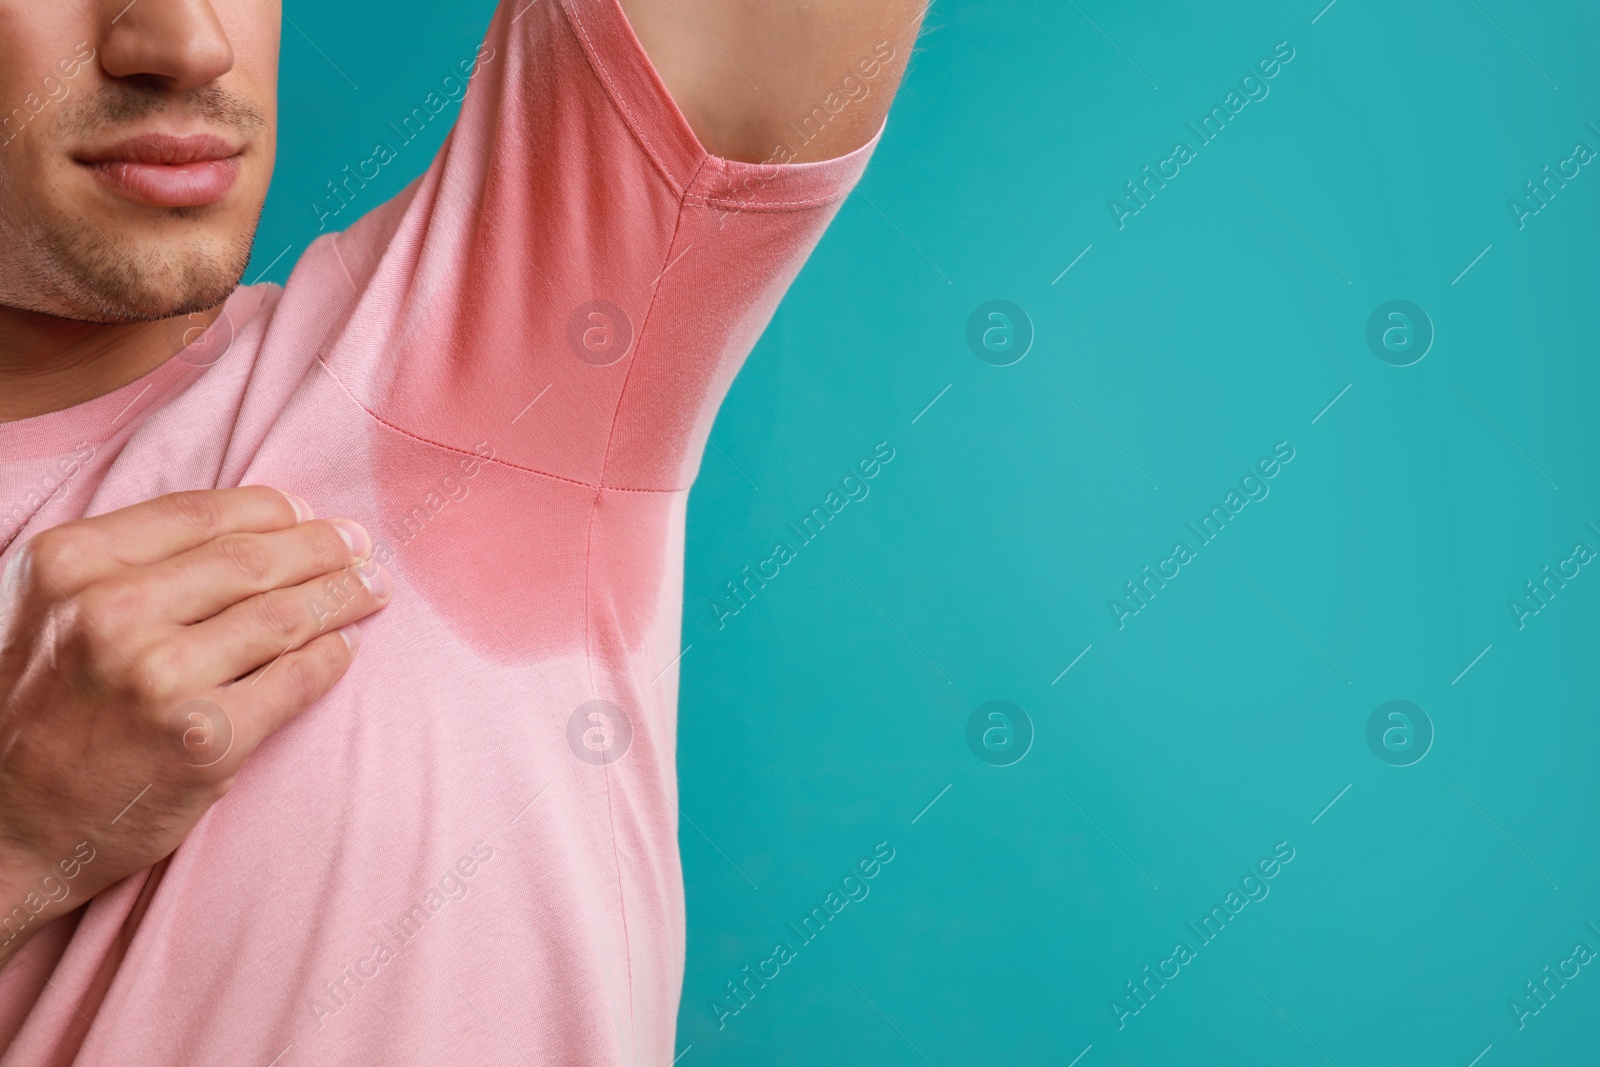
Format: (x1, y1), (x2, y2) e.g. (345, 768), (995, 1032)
(84, 157), (242, 208)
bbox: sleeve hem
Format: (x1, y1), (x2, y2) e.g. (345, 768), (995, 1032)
(685, 120), (883, 212)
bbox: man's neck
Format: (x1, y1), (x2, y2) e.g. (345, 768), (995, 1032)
(0, 302), (224, 424)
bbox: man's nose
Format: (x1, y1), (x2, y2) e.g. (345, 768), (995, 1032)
(96, 0), (235, 91)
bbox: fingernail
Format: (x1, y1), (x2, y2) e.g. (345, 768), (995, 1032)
(339, 623), (362, 652)
(333, 519), (372, 560)
(283, 492), (313, 523)
(358, 559), (392, 599)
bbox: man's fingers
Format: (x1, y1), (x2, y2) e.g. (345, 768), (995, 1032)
(26, 487), (309, 589)
(146, 518), (373, 624)
(222, 628), (361, 753)
(178, 560), (391, 687)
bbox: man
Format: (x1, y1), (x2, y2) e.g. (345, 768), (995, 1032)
(0, 0), (921, 1061)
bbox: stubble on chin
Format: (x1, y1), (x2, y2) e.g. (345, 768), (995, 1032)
(18, 201), (258, 325)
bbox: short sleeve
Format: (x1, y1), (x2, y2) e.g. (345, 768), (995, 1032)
(310, 0), (881, 492)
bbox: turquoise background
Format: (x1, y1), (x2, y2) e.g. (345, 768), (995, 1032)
(263, 1), (1600, 1063)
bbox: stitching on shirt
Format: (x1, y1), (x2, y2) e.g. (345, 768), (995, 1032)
(329, 232), (361, 292)
(557, 0), (687, 197)
(587, 154), (709, 512)
(312, 359), (689, 494)
(686, 189), (853, 211)
(578, 145), (706, 1065)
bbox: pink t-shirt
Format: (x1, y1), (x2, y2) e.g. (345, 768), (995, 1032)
(0, 0), (877, 1061)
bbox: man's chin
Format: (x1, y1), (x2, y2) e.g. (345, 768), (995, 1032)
(60, 278), (242, 326)
(37, 283), (242, 326)
(30, 225), (254, 325)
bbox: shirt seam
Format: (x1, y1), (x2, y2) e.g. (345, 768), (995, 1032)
(683, 189), (856, 212)
(557, 0), (691, 197)
(578, 150), (708, 1066)
(311, 359), (691, 494)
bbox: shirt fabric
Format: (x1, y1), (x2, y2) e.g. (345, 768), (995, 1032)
(0, 0), (877, 1061)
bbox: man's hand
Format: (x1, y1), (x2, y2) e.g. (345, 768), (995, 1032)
(0, 487), (391, 966)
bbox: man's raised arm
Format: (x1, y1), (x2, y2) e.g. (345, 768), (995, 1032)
(618, 0), (928, 164)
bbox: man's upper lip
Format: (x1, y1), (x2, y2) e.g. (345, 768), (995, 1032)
(76, 133), (242, 165)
